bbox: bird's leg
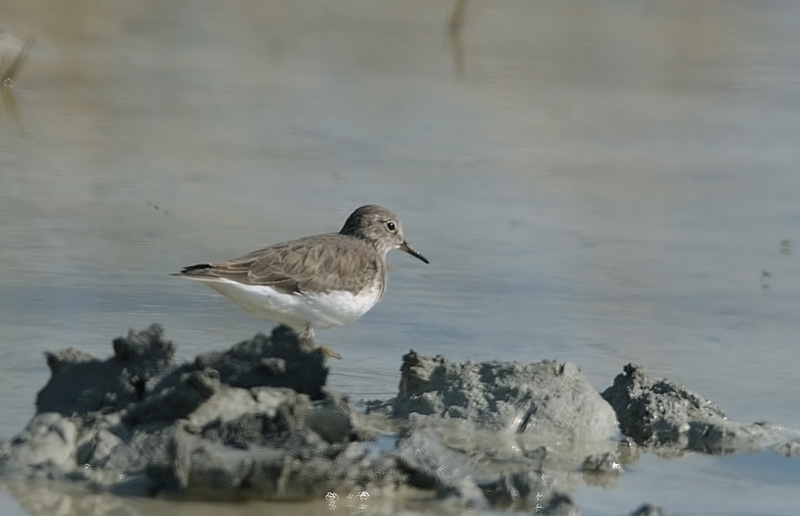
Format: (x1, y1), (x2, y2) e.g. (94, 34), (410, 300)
(300, 325), (342, 360)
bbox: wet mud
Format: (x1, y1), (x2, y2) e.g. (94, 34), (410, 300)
(1, 324), (798, 514)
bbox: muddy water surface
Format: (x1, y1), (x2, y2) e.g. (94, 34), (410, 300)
(2, 1), (800, 514)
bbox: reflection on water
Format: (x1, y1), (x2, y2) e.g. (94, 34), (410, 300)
(448, 0), (469, 77)
(2, 479), (428, 516)
(2, 0), (800, 515)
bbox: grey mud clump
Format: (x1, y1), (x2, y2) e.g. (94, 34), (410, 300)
(392, 351), (618, 441)
(2, 324), (383, 499)
(2, 327), (800, 514)
(601, 363), (795, 453)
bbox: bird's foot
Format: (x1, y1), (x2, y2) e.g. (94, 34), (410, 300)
(297, 326), (341, 359)
(314, 343), (342, 360)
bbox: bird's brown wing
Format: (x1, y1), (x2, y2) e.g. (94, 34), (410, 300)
(178, 233), (382, 295)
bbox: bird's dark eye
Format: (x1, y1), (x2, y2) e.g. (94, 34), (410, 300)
(385, 221), (397, 232)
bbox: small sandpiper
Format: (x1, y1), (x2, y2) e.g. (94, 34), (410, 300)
(173, 205), (429, 357)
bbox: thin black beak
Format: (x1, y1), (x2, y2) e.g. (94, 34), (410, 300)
(400, 241), (429, 264)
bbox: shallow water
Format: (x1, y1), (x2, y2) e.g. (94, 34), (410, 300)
(2, 0), (800, 514)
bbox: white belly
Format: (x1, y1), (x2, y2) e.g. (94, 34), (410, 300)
(198, 278), (382, 332)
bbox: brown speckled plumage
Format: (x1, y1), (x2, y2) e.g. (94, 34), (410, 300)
(179, 233), (387, 296)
